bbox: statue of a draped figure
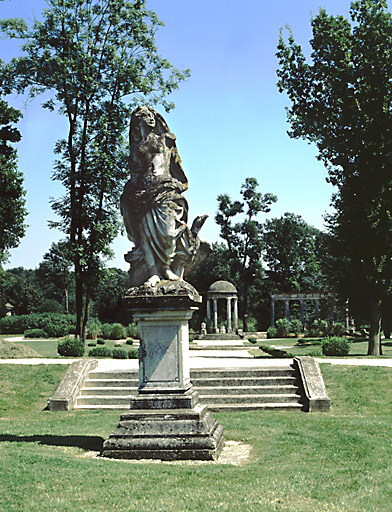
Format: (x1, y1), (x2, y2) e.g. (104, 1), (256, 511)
(121, 106), (210, 288)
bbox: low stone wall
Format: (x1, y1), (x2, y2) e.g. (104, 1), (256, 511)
(294, 356), (331, 412)
(48, 359), (98, 411)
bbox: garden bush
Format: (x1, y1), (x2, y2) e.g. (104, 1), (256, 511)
(328, 322), (346, 337)
(57, 336), (84, 357)
(267, 326), (278, 339)
(88, 346), (113, 358)
(275, 318), (291, 338)
(101, 322), (126, 340)
(112, 348), (128, 359)
(96, 338), (105, 345)
(86, 318), (102, 339)
(126, 339), (133, 345)
(307, 319), (329, 337)
(260, 344), (293, 358)
(126, 322), (139, 338)
(322, 336), (351, 356)
(128, 348), (138, 359)
(290, 319), (303, 336)
(248, 336), (257, 344)
(0, 313), (74, 336)
(24, 328), (47, 338)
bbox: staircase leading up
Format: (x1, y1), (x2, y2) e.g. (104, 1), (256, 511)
(75, 366), (304, 412)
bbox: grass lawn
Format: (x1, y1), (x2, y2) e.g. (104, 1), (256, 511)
(1, 364), (392, 511)
(0, 335), (139, 359)
(249, 336), (392, 358)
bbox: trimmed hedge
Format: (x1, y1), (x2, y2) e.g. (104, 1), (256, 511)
(322, 336), (351, 356)
(57, 336), (84, 357)
(0, 313), (75, 337)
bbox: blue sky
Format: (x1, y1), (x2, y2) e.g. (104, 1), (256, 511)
(1, 0), (360, 270)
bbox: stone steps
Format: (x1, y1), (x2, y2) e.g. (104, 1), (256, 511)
(74, 365), (305, 412)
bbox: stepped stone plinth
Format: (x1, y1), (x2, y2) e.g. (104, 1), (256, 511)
(101, 281), (224, 461)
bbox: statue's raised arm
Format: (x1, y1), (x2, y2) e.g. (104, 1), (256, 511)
(120, 106), (209, 288)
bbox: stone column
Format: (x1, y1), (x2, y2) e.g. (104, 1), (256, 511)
(271, 298), (275, 327)
(213, 298), (219, 333)
(300, 299), (305, 330)
(285, 299), (290, 321)
(315, 299), (320, 319)
(233, 298), (238, 332)
(206, 299), (211, 333)
(226, 297), (232, 332)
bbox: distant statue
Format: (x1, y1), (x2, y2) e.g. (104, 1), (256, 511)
(121, 106), (209, 288)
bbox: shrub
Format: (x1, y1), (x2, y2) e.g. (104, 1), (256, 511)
(275, 318), (291, 338)
(322, 336), (351, 356)
(0, 313), (74, 336)
(328, 322), (346, 337)
(24, 328), (47, 338)
(87, 342), (96, 347)
(113, 348), (128, 359)
(290, 319), (303, 336)
(126, 322), (139, 339)
(307, 319), (329, 337)
(267, 326), (278, 339)
(96, 338), (105, 345)
(101, 322), (126, 340)
(128, 348), (139, 359)
(86, 318), (102, 339)
(58, 336), (84, 357)
(260, 344), (293, 358)
(88, 346), (113, 358)
(126, 339), (134, 345)
(248, 336), (257, 344)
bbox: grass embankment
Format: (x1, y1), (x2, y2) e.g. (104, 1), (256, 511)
(1, 364), (392, 511)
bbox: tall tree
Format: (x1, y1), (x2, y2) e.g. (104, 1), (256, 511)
(215, 177), (277, 329)
(0, 0), (189, 341)
(263, 213), (326, 293)
(36, 241), (73, 314)
(277, 0), (392, 354)
(0, 96), (26, 263)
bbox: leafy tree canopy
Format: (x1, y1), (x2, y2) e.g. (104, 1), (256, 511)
(276, 0), (392, 354)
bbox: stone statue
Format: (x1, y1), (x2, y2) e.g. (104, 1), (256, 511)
(121, 106), (210, 288)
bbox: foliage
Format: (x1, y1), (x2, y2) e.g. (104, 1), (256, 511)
(96, 338), (105, 345)
(126, 322), (139, 339)
(263, 213), (327, 293)
(306, 319), (329, 338)
(112, 347), (128, 359)
(36, 241), (73, 314)
(88, 346), (113, 358)
(57, 335), (84, 357)
(101, 322), (126, 340)
(0, 0), (190, 341)
(92, 267), (127, 323)
(0, 312), (74, 335)
(267, 326), (278, 339)
(259, 344), (293, 358)
(0, 98), (26, 263)
(127, 348), (138, 359)
(329, 322), (346, 337)
(85, 317), (102, 340)
(322, 336), (351, 356)
(276, 0), (392, 355)
(275, 318), (291, 338)
(215, 178), (277, 328)
(24, 328), (47, 339)
(289, 318), (303, 336)
(248, 336), (257, 344)
(125, 338), (134, 345)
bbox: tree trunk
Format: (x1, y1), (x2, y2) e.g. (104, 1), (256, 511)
(368, 297), (382, 355)
(82, 294), (90, 344)
(64, 287), (69, 315)
(75, 263), (83, 340)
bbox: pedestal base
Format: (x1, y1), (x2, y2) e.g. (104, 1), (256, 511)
(101, 393), (224, 461)
(102, 281), (224, 461)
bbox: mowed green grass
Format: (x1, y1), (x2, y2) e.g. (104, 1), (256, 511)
(1, 363), (392, 511)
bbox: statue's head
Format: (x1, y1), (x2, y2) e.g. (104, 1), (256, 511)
(130, 106), (170, 141)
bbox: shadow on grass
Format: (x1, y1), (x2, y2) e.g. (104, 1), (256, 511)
(0, 434), (104, 451)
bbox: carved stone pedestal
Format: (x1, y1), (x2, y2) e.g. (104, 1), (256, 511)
(101, 281), (224, 461)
